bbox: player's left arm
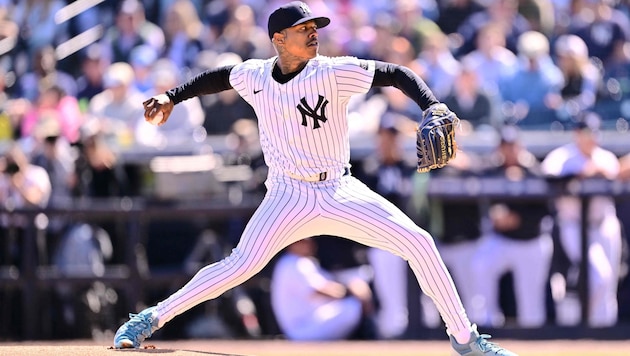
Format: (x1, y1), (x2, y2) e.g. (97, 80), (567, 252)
(370, 61), (439, 111)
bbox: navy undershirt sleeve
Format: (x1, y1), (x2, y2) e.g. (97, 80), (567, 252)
(370, 60), (439, 111)
(166, 65), (235, 104)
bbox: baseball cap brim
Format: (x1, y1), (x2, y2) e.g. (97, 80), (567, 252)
(292, 16), (330, 30)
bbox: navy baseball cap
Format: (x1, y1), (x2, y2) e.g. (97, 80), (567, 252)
(267, 1), (330, 39)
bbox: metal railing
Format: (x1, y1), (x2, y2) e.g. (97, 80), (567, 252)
(0, 195), (262, 340)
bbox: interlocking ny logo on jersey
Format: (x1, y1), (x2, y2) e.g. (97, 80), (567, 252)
(297, 95), (329, 129)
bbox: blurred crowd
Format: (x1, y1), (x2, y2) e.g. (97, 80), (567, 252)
(1, 0), (630, 342)
(1, 0), (630, 142)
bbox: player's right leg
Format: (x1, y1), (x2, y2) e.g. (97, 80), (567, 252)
(114, 179), (321, 348)
(318, 177), (518, 355)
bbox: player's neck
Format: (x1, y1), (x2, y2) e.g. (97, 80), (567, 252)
(275, 55), (309, 75)
(272, 57), (309, 83)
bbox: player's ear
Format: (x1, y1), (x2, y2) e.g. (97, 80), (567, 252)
(272, 32), (285, 45)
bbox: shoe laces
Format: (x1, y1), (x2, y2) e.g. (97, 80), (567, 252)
(125, 312), (155, 340)
(475, 334), (506, 353)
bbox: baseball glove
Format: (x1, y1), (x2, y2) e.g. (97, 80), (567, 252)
(416, 103), (459, 173)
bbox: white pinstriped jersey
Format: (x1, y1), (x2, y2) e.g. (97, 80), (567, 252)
(229, 55), (376, 178)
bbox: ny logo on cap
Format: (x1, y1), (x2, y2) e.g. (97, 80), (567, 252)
(298, 2), (311, 15)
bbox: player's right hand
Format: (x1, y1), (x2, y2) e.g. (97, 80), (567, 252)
(143, 94), (174, 126)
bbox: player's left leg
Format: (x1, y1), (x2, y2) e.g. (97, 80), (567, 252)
(318, 176), (518, 356)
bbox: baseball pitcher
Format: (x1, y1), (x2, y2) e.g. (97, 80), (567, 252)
(114, 2), (516, 355)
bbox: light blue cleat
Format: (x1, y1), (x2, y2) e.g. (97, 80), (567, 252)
(113, 306), (160, 349)
(450, 325), (519, 356)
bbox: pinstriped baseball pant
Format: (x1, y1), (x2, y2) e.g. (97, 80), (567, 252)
(156, 175), (472, 335)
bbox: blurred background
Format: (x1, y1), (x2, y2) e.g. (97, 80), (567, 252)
(1, 0), (630, 344)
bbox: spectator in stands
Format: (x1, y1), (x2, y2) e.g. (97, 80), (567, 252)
(549, 34), (601, 124)
(87, 61), (145, 196)
(87, 61), (145, 147)
(442, 61), (499, 131)
(20, 84), (83, 144)
(335, 5), (374, 59)
(0, 143), (51, 207)
(162, 0), (205, 70)
(76, 44), (107, 106)
(456, 0), (531, 57)
(540, 113), (622, 327)
(498, 30), (563, 128)
(620, 152), (630, 180)
(73, 126), (126, 199)
(129, 44), (159, 95)
(0, 66), (18, 141)
(213, 4), (274, 61)
(568, 0), (630, 70)
(392, 0), (442, 58)
(518, 0), (556, 37)
(203, 0), (243, 40)
(11, 0), (66, 58)
(460, 23), (518, 98)
(364, 13), (400, 62)
(414, 31), (461, 101)
(0, 144), (52, 265)
(312, 235), (376, 341)
(598, 39), (630, 104)
(469, 126), (553, 328)
(617, 152), (630, 291)
(436, 0), (485, 36)
(270, 238), (375, 341)
(100, 0), (165, 65)
(17, 45), (78, 102)
(221, 118), (267, 196)
(30, 117), (77, 237)
(0, 3), (18, 64)
(30, 118), (76, 198)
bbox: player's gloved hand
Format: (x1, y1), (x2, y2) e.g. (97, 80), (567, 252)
(143, 93), (174, 126)
(416, 103), (460, 173)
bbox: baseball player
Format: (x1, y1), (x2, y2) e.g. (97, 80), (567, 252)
(113, 2), (517, 355)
